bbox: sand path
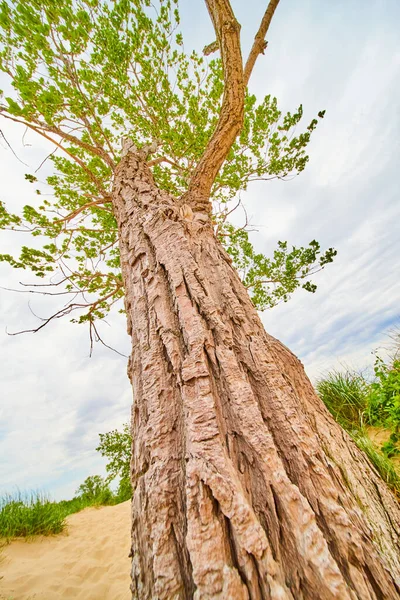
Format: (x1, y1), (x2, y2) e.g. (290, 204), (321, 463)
(0, 501), (131, 600)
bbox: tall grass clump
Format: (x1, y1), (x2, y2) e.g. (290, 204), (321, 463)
(353, 434), (400, 499)
(0, 475), (130, 540)
(316, 363), (400, 499)
(0, 491), (66, 539)
(316, 369), (368, 432)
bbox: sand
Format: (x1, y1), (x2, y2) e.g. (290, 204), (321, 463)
(0, 501), (131, 600)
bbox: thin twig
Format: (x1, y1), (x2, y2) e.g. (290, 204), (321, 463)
(0, 129), (29, 166)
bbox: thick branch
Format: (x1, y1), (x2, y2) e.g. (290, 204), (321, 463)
(243, 0), (281, 86)
(186, 0), (244, 212)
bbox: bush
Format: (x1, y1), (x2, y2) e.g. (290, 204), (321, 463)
(115, 476), (132, 503)
(75, 475), (115, 505)
(367, 356), (400, 430)
(96, 423), (132, 500)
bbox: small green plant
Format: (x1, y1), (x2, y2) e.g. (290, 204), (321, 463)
(381, 432), (400, 458)
(316, 370), (368, 432)
(114, 476), (132, 503)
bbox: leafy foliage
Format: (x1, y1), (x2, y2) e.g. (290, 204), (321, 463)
(366, 356), (400, 432)
(75, 474), (113, 503)
(96, 423), (132, 499)
(0, 0), (335, 331)
(222, 227), (336, 309)
(381, 433), (400, 459)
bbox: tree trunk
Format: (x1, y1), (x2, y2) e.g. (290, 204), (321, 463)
(112, 148), (400, 600)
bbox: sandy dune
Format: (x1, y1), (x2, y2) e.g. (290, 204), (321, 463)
(0, 501), (131, 600)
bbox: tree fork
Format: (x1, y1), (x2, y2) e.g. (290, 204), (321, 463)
(112, 148), (400, 599)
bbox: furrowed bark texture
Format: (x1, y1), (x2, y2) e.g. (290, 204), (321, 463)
(112, 150), (400, 600)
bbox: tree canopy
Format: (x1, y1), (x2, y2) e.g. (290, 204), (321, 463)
(0, 0), (336, 338)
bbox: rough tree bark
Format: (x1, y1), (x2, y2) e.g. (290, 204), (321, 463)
(110, 1), (400, 598)
(113, 144), (400, 600)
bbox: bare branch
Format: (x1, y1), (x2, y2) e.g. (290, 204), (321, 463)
(19, 278), (70, 288)
(6, 302), (87, 335)
(185, 0), (244, 212)
(0, 285), (78, 297)
(147, 155), (185, 172)
(0, 105), (114, 168)
(0, 129), (29, 166)
(243, 0), (281, 86)
(0, 111), (109, 196)
(53, 197), (113, 226)
(89, 320), (128, 358)
(244, 267), (324, 290)
(35, 145), (58, 173)
(6, 285), (123, 336)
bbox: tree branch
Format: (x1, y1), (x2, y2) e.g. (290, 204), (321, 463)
(243, 0), (281, 86)
(0, 107), (114, 169)
(53, 198), (113, 226)
(185, 0), (244, 212)
(147, 155), (185, 172)
(6, 285), (123, 336)
(0, 111), (110, 197)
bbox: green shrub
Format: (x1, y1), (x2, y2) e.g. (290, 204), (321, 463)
(96, 423), (132, 500)
(57, 496), (91, 517)
(75, 475), (114, 504)
(366, 356), (400, 430)
(381, 432), (400, 458)
(317, 362), (400, 499)
(115, 476), (132, 503)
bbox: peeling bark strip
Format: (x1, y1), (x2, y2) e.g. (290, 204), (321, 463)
(112, 150), (400, 599)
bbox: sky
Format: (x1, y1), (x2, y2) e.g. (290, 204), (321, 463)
(0, 0), (399, 501)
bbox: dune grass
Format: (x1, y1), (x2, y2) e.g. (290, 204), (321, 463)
(353, 433), (400, 498)
(316, 367), (400, 498)
(0, 488), (128, 541)
(0, 492), (66, 539)
(316, 369), (368, 432)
